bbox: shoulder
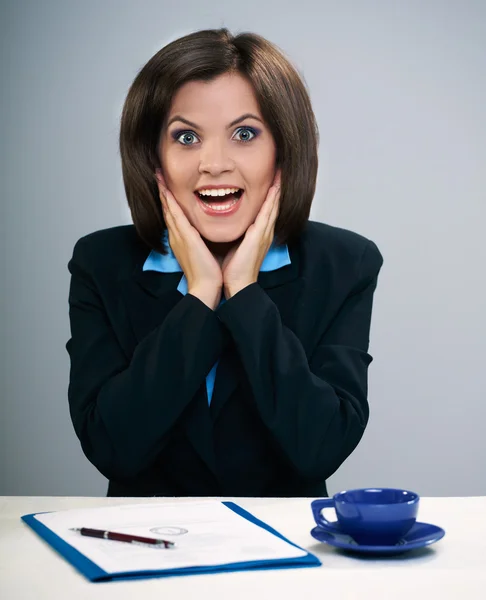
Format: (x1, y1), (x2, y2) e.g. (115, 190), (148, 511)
(69, 225), (149, 275)
(298, 220), (384, 281)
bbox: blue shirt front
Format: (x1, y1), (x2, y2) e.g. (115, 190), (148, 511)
(143, 230), (291, 404)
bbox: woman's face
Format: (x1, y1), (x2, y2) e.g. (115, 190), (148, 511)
(158, 72), (277, 246)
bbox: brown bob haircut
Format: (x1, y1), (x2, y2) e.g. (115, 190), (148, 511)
(119, 28), (319, 254)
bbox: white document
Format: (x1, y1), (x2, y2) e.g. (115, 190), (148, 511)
(34, 501), (307, 574)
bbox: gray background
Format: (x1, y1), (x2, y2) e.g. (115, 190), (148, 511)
(2, 0), (485, 497)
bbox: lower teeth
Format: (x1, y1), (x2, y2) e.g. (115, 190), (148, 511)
(201, 196), (239, 211)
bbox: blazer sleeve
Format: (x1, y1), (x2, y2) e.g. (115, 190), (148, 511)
(216, 239), (383, 481)
(66, 236), (226, 481)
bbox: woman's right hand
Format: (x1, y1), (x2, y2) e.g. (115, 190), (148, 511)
(155, 170), (223, 310)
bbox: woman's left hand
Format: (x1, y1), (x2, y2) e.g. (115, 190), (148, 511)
(222, 170), (281, 299)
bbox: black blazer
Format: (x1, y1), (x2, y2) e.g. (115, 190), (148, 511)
(66, 220), (383, 497)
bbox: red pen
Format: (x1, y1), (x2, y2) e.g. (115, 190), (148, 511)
(70, 527), (175, 548)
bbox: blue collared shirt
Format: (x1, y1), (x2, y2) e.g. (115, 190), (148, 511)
(143, 230), (291, 404)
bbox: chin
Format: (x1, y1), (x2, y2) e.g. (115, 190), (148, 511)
(200, 224), (248, 244)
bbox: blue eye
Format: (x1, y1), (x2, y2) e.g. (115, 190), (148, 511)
(172, 126), (258, 146)
(174, 131), (199, 145)
(233, 127), (257, 142)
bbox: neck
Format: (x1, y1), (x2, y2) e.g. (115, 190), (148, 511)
(203, 236), (244, 265)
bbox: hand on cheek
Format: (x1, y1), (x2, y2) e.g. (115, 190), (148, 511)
(155, 169), (223, 309)
(222, 169), (281, 299)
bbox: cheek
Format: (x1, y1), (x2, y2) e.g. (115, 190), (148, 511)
(162, 154), (185, 184)
(245, 147), (276, 186)
(161, 145), (193, 184)
(247, 164), (275, 202)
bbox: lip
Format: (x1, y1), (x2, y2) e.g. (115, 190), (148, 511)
(195, 191), (243, 217)
(195, 185), (243, 192)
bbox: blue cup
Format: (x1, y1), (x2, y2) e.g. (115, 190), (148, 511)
(311, 488), (420, 546)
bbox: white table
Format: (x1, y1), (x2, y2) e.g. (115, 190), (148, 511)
(1, 496), (485, 599)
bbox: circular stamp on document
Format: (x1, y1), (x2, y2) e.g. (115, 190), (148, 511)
(149, 526), (188, 536)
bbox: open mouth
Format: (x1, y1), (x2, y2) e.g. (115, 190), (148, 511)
(195, 189), (244, 202)
(194, 189), (244, 215)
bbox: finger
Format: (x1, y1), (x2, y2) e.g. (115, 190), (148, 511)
(155, 168), (165, 186)
(162, 202), (178, 247)
(162, 195), (175, 231)
(160, 190), (169, 221)
(260, 182), (280, 235)
(155, 170), (176, 211)
(155, 176), (182, 234)
(270, 184), (280, 223)
(157, 183), (175, 229)
(271, 180), (280, 216)
(163, 191), (191, 234)
(262, 189), (280, 247)
(159, 187), (200, 244)
(155, 170), (169, 203)
(155, 170), (168, 206)
(155, 172), (187, 247)
(265, 198), (279, 242)
(254, 186), (277, 230)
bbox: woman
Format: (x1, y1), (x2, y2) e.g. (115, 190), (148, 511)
(66, 28), (383, 497)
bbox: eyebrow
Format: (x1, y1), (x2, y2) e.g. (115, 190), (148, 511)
(167, 113), (264, 129)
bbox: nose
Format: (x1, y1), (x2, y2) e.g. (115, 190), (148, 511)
(198, 139), (234, 175)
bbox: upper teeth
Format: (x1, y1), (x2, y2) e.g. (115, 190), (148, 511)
(198, 188), (240, 197)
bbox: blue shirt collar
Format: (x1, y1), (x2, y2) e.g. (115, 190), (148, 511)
(143, 229), (291, 296)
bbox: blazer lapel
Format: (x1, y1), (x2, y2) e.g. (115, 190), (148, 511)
(209, 343), (242, 421)
(210, 239), (304, 422)
(182, 387), (217, 475)
(121, 268), (184, 344)
(120, 264), (218, 476)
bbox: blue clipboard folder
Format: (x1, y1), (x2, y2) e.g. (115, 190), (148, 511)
(21, 501), (321, 581)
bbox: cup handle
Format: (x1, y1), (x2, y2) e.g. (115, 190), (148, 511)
(311, 499), (342, 533)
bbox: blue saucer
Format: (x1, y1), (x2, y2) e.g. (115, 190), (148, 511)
(310, 521), (445, 555)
